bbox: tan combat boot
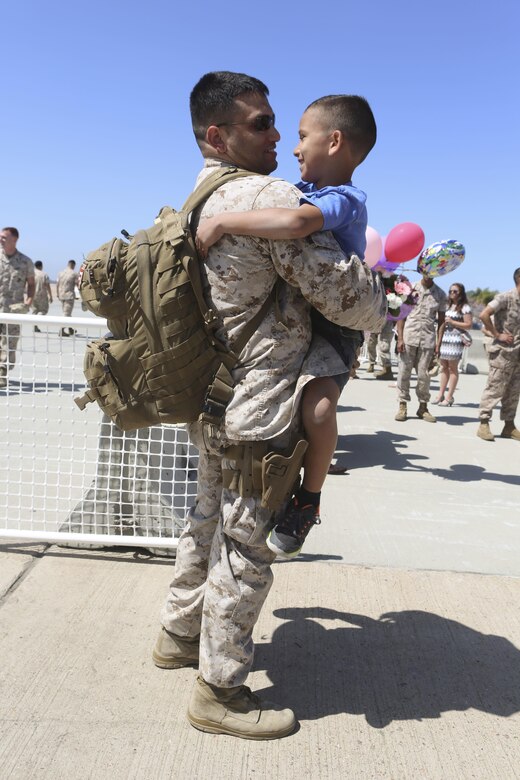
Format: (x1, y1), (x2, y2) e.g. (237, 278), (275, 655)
(477, 421), (495, 441)
(187, 676), (297, 740)
(375, 366), (394, 380)
(395, 402), (407, 422)
(500, 421), (520, 440)
(152, 627), (199, 669)
(417, 402), (436, 423)
(366, 363), (375, 373)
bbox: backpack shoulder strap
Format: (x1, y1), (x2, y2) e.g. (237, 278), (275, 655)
(181, 166), (257, 216)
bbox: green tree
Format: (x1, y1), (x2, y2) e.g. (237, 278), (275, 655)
(467, 287), (498, 305)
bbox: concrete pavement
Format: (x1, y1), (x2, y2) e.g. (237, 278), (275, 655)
(1, 329), (519, 779)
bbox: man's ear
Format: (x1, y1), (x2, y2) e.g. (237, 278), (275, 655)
(206, 125), (227, 154)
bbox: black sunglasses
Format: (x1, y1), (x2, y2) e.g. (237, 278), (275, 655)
(216, 114), (276, 132)
(449, 289), (460, 294)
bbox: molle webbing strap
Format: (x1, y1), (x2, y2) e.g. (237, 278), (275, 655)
(180, 166), (259, 338)
(199, 286), (276, 425)
(135, 230), (165, 353)
(181, 167), (278, 427)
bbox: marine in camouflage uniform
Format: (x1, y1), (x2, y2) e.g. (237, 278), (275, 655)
(32, 263), (53, 316)
(0, 228), (35, 384)
(367, 319), (394, 370)
(478, 277), (520, 436)
(56, 260), (77, 317)
(396, 277), (447, 408)
(159, 158), (386, 689)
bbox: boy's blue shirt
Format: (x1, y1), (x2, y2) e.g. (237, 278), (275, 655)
(296, 180), (368, 259)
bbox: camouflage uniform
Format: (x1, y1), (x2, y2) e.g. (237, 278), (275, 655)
(397, 280), (447, 402)
(0, 249), (34, 372)
(32, 268), (52, 315)
(56, 266), (77, 317)
(161, 160), (386, 687)
(367, 319), (394, 368)
(479, 289), (520, 422)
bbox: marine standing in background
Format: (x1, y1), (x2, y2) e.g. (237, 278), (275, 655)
(395, 273), (447, 423)
(477, 267), (520, 441)
(366, 319), (395, 379)
(0, 227), (35, 388)
(32, 260), (53, 331)
(56, 259), (78, 336)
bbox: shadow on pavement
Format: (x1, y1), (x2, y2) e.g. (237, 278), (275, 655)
(255, 607), (520, 728)
(334, 431), (427, 472)
(333, 432), (520, 486)
(431, 464), (520, 486)
(275, 553), (344, 564)
(0, 381), (84, 395)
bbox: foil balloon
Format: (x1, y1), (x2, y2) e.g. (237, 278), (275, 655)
(417, 240), (465, 278)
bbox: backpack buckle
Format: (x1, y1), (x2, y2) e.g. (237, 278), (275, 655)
(204, 311), (218, 327)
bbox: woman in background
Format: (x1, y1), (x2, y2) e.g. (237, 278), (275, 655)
(433, 282), (472, 406)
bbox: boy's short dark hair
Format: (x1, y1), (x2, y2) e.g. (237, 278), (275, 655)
(190, 71), (269, 142)
(34, 260), (43, 269)
(2, 227), (19, 239)
(306, 95), (377, 164)
(514, 267), (520, 285)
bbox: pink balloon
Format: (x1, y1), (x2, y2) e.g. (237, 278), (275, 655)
(364, 226), (383, 268)
(384, 222), (425, 264)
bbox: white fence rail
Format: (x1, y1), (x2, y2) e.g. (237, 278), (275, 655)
(0, 312), (197, 552)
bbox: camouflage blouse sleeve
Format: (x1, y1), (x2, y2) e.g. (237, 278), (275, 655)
(253, 179), (384, 330)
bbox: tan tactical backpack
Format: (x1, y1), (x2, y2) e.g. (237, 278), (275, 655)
(75, 167), (273, 431)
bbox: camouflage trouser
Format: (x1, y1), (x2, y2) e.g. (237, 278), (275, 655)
(397, 343), (435, 403)
(479, 350), (520, 422)
(0, 322), (21, 372)
(61, 299), (75, 317)
(161, 422), (296, 688)
(367, 320), (394, 367)
(32, 300), (49, 315)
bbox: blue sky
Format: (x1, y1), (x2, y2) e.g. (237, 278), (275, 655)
(2, 0), (519, 294)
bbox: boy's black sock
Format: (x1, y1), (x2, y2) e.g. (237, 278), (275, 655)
(295, 486), (321, 509)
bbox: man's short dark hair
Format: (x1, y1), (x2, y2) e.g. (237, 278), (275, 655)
(35, 260), (43, 269)
(514, 267), (520, 285)
(190, 71), (269, 142)
(68, 259), (76, 268)
(306, 95), (377, 164)
(2, 227), (19, 239)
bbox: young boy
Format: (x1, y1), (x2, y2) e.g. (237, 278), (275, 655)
(196, 94), (377, 558)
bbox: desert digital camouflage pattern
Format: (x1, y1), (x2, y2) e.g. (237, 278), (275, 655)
(479, 288), (520, 422)
(160, 159), (385, 688)
(193, 159), (384, 441)
(0, 250), (34, 312)
(0, 250), (34, 372)
(403, 280), (447, 350)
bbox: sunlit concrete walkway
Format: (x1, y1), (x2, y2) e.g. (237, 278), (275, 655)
(1, 329), (519, 779)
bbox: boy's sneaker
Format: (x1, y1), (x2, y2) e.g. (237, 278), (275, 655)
(266, 498), (321, 558)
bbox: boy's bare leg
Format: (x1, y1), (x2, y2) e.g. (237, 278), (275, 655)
(301, 376), (341, 491)
(266, 376), (340, 558)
